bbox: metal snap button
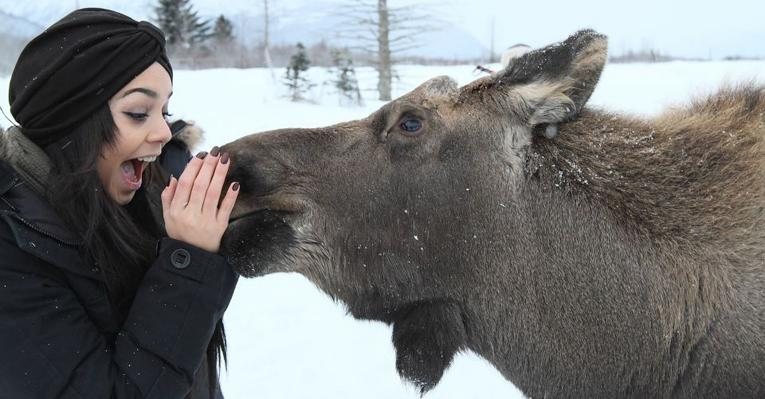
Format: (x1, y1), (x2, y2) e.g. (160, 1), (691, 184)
(170, 248), (191, 269)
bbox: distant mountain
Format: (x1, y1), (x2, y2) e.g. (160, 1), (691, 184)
(0, 10), (44, 38)
(0, 1), (149, 38)
(0, 0), (488, 61)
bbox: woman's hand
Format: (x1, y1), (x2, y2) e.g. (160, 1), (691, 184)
(161, 146), (240, 253)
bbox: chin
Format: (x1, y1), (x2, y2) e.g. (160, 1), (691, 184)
(112, 190), (136, 205)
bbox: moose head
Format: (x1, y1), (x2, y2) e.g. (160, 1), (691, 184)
(221, 29), (765, 398)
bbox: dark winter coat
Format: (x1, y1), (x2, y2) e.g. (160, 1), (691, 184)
(0, 131), (238, 398)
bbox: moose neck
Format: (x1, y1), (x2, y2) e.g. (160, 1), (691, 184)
(457, 107), (760, 397)
(525, 106), (764, 250)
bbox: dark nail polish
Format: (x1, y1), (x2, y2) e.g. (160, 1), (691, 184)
(210, 146), (220, 157)
(221, 153), (229, 164)
(196, 151), (208, 159)
(232, 182), (240, 191)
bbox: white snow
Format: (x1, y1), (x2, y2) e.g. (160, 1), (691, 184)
(1, 60), (763, 398)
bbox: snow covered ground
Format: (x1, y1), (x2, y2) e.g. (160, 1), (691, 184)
(1, 60), (763, 398)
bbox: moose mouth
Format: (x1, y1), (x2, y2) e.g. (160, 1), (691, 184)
(222, 207), (300, 277)
(229, 208), (284, 224)
(228, 192), (307, 221)
(228, 201), (303, 229)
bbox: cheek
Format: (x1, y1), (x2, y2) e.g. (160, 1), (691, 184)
(437, 136), (464, 161)
(95, 142), (125, 181)
(103, 128), (136, 163)
(388, 134), (442, 164)
(95, 153), (114, 187)
(389, 142), (422, 162)
(112, 113), (131, 134)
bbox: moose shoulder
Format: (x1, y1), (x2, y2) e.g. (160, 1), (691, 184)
(221, 30), (765, 398)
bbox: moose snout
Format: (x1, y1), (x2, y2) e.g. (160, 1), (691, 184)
(221, 137), (294, 220)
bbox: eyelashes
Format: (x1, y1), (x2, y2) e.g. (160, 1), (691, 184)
(123, 112), (148, 121)
(123, 111), (173, 121)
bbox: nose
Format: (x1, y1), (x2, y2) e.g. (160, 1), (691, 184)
(151, 118), (172, 145)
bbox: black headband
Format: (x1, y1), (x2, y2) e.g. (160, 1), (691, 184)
(9, 8), (172, 147)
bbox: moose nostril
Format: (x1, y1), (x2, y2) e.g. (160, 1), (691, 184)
(225, 160), (251, 192)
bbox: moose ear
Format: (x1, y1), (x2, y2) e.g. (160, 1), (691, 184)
(503, 29), (607, 126)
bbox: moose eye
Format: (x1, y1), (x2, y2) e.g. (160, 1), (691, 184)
(399, 118), (423, 134)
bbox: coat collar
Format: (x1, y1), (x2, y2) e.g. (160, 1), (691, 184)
(0, 160), (103, 282)
(0, 127), (51, 196)
(0, 160), (82, 245)
(0, 127), (80, 246)
(0, 161), (16, 195)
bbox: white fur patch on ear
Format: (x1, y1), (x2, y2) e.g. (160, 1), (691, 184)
(174, 120), (204, 152)
(512, 80), (576, 126)
(500, 44), (531, 68)
(543, 124), (559, 139)
(571, 38), (608, 78)
(501, 124), (533, 182)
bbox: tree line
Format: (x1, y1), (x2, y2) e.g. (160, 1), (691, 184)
(154, 0), (439, 101)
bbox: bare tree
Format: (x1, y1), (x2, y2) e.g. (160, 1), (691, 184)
(489, 16), (497, 63)
(263, 0), (273, 70)
(335, 0), (442, 101)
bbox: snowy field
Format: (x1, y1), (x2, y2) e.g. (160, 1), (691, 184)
(2, 60), (764, 398)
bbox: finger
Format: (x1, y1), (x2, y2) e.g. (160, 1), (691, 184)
(161, 176), (177, 211)
(170, 151), (206, 209)
(203, 152), (231, 214)
(217, 181), (240, 223)
(188, 146), (221, 210)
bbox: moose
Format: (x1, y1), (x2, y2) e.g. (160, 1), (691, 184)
(220, 30), (765, 398)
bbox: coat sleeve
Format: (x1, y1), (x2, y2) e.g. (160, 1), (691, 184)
(0, 222), (238, 398)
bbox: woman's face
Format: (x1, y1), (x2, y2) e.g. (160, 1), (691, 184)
(99, 62), (173, 205)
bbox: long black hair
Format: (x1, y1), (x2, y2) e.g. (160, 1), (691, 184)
(40, 103), (226, 396)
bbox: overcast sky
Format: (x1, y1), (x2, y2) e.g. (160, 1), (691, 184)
(5, 0), (764, 59)
(239, 0), (765, 59)
(437, 0), (764, 59)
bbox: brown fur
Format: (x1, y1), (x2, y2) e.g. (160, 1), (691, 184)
(528, 85), (765, 249)
(221, 30), (764, 398)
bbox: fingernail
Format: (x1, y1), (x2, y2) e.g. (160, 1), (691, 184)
(210, 146), (220, 157)
(232, 182), (240, 191)
(221, 153), (229, 164)
(196, 151), (208, 159)
(167, 174), (174, 186)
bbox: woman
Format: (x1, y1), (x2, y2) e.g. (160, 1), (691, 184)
(0, 8), (239, 398)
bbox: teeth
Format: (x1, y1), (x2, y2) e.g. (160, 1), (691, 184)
(136, 155), (157, 163)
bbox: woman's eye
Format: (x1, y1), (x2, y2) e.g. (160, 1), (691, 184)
(163, 112), (173, 120)
(399, 118), (423, 134)
(124, 112), (148, 121)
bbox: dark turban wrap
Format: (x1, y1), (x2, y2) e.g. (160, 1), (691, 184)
(8, 8), (172, 147)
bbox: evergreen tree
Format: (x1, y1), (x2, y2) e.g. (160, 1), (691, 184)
(154, 0), (211, 50)
(154, 0), (182, 46)
(330, 48), (362, 106)
(283, 43), (314, 102)
(212, 15), (234, 45)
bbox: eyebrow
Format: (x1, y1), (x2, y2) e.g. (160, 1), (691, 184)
(121, 87), (173, 99)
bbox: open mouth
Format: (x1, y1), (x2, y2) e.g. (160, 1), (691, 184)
(120, 155), (157, 191)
